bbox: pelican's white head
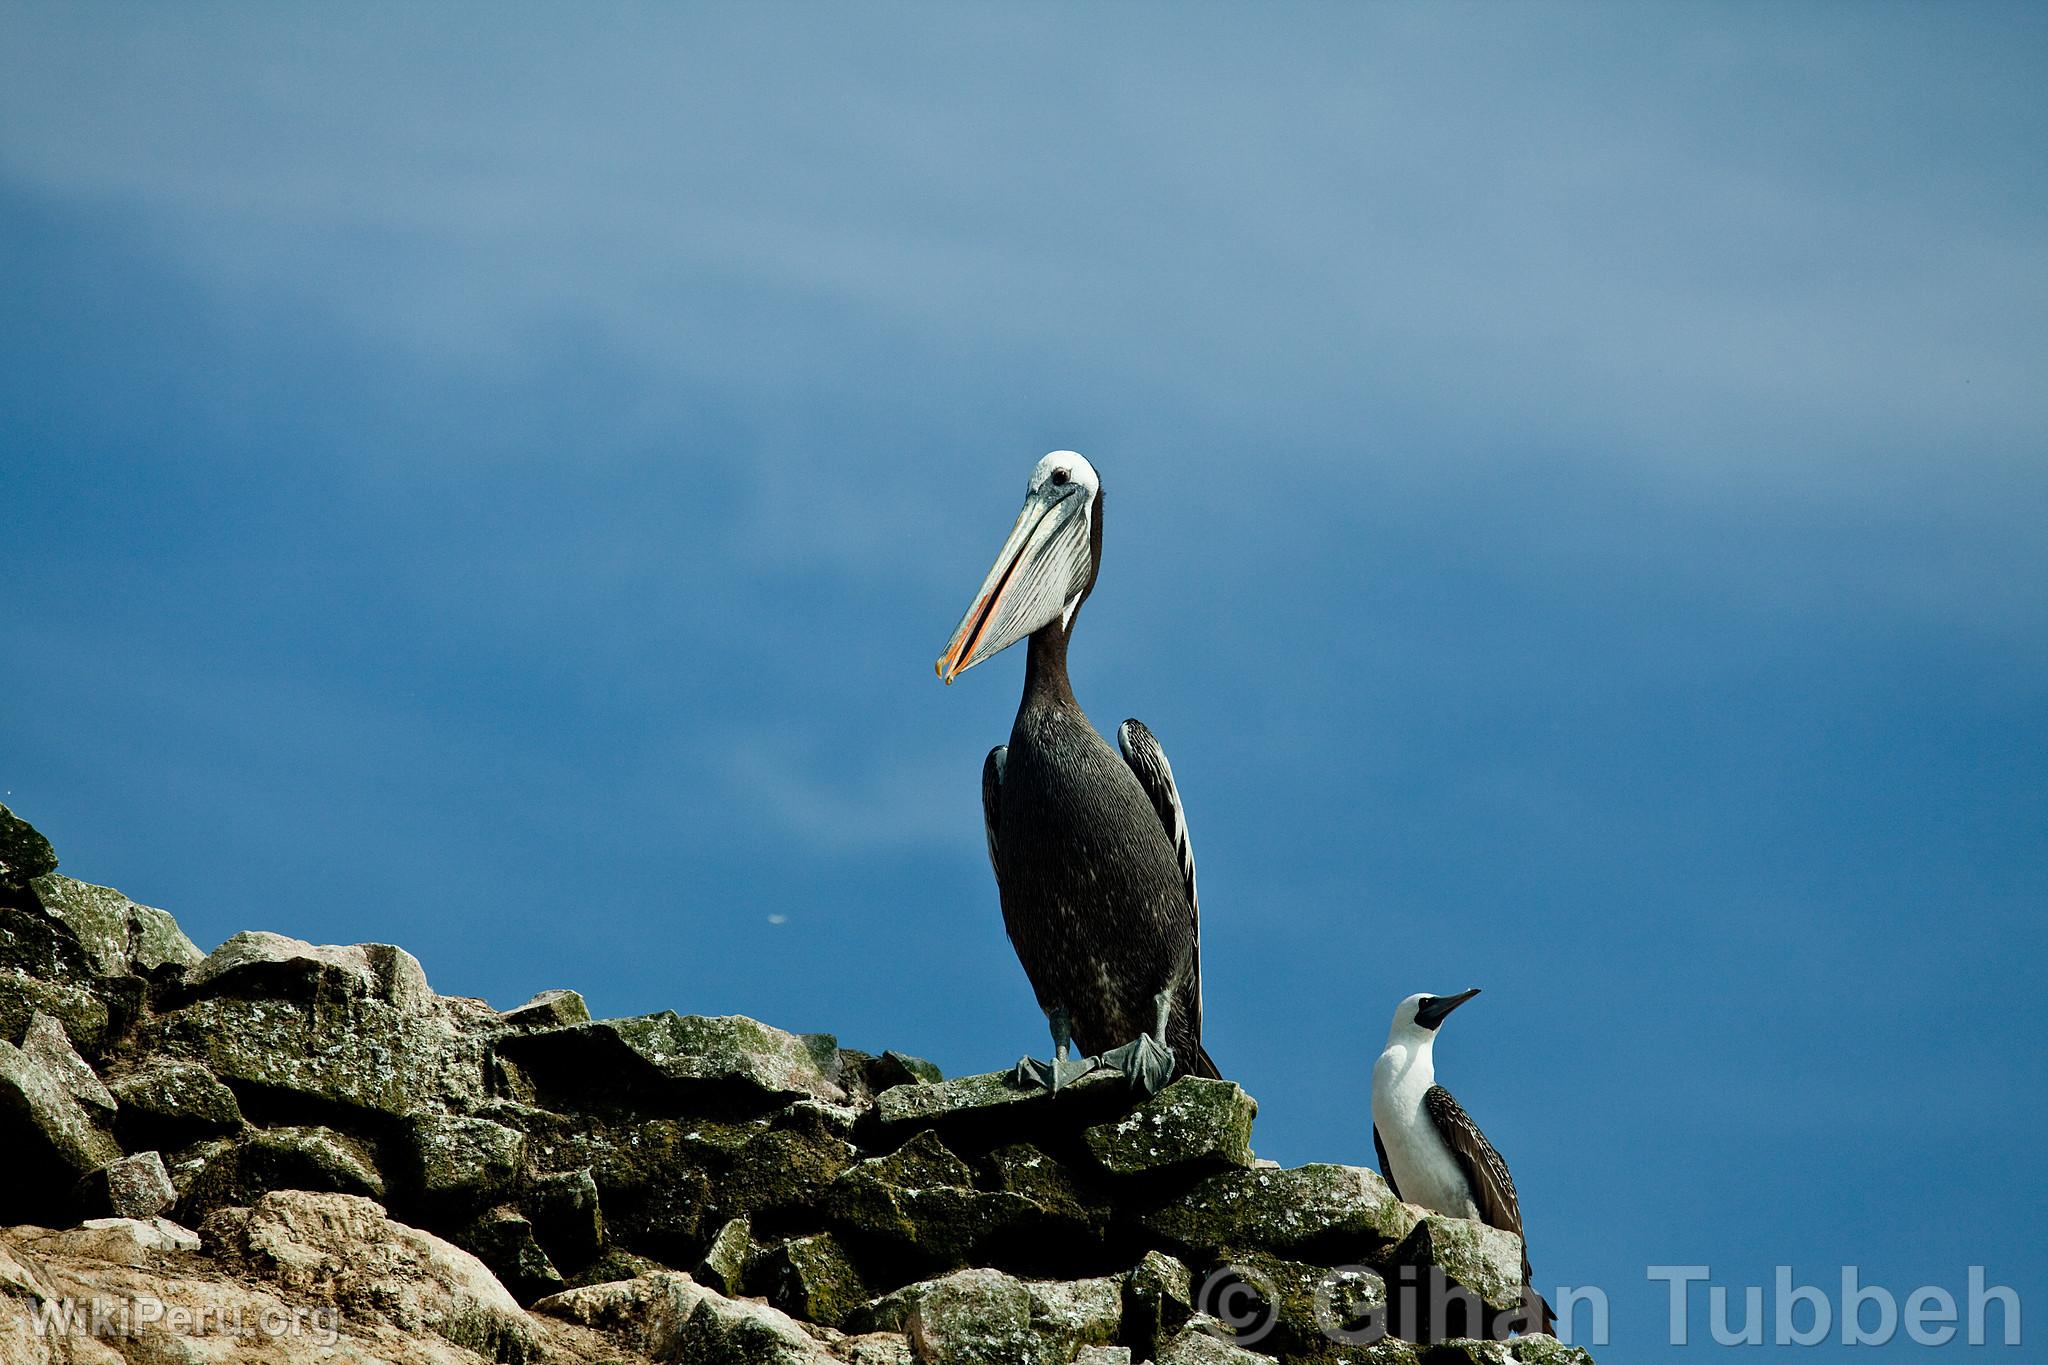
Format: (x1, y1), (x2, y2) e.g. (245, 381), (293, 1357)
(936, 451), (1105, 683)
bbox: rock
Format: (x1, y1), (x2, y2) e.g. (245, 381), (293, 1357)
(699, 1215), (756, 1294)
(28, 874), (202, 976)
(499, 1010), (849, 1110)
(0, 1035), (120, 1217)
(673, 1287), (837, 1364)
(185, 931), (436, 1013)
(839, 1332), (917, 1364)
(501, 987), (591, 1030)
(1414, 1341), (1591, 1364)
(758, 1232), (868, 1328)
(0, 804), (58, 889)
(12, 1216), (201, 1266)
(532, 1269), (714, 1357)
(526, 1165), (606, 1271)
(1394, 1214), (1527, 1314)
(513, 1109), (717, 1261)
(1137, 1163), (1417, 1261)
(1217, 1251), (1389, 1357)
(168, 1124), (385, 1217)
(20, 1009), (115, 1117)
(138, 977), (489, 1119)
(457, 1206), (566, 1303)
(872, 1067), (1129, 1137)
(1075, 1348), (1133, 1365)
(1156, 1318), (1273, 1364)
(76, 1150), (177, 1220)
(0, 913), (119, 1054)
(402, 1112), (527, 1211)
(106, 1057), (244, 1146)
(1124, 1250), (1196, 1358)
(716, 1124), (859, 1225)
(1081, 1077), (1256, 1175)
(203, 1190), (534, 1362)
(870, 1267), (1121, 1365)
(827, 1129), (1069, 1275)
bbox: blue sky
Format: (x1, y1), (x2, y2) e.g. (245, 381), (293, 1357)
(3, 4), (2043, 1356)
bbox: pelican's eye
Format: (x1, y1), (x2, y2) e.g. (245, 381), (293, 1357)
(1049, 468), (1070, 487)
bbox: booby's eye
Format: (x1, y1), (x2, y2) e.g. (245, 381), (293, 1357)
(1049, 469), (1070, 486)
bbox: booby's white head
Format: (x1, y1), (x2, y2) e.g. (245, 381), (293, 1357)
(1384, 987), (1482, 1048)
(936, 451), (1104, 683)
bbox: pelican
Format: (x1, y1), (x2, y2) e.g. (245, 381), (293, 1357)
(936, 452), (1217, 1095)
(1372, 989), (1555, 1333)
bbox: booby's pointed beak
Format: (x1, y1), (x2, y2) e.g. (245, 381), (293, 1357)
(1415, 987), (1481, 1030)
(935, 486), (1091, 684)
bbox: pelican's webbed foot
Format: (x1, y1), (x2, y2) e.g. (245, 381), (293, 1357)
(1098, 1033), (1176, 1096)
(1011, 1054), (1098, 1092)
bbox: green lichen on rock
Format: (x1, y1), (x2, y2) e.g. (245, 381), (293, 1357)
(28, 875), (201, 977)
(1125, 1249), (1196, 1359)
(1156, 1319), (1272, 1364)
(0, 1036), (120, 1184)
(1395, 1214), (1527, 1315)
(698, 1216), (756, 1295)
(1082, 1076), (1256, 1175)
(242, 1124), (387, 1200)
(1417, 1339), (1590, 1365)
(713, 1124), (858, 1224)
(758, 1231), (869, 1328)
(500, 988), (590, 1030)
(827, 1129), (1069, 1273)
(456, 1206), (565, 1304)
(106, 1058), (244, 1146)
(0, 804), (58, 888)
(403, 1112), (527, 1209)
(1224, 1251), (1389, 1357)
(524, 1165), (605, 1271)
(500, 1010), (848, 1111)
(873, 1066), (1126, 1135)
(870, 1266), (1120, 1365)
(1139, 1162), (1418, 1261)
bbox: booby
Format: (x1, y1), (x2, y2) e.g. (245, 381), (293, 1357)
(935, 452), (1217, 1095)
(1371, 989), (1555, 1332)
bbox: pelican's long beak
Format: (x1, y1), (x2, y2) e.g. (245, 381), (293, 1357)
(936, 487), (1091, 684)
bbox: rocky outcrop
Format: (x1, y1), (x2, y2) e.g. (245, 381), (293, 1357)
(0, 803), (1588, 1364)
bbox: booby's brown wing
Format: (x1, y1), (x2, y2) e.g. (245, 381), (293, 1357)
(1426, 1084), (1553, 1330)
(1423, 1084), (1521, 1236)
(1116, 718), (1200, 1034)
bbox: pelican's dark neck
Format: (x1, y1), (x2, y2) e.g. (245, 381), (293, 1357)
(1019, 619), (1079, 716)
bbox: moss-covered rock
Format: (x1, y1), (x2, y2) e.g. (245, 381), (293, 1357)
(1218, 1251), (1389, 1358)
(75, 1150), (177, 1220)
(1137, 1163), (1417, 1261)
(511, 1108), (717, 1262)
(137, 985), (490, 1118)
(0, 1035), (120, 1218)
(525, 1165), (605, 1271)
(106, 1058), (244, 1147)
(758, 1231), (868, 1327)
(866, 1266), (1120, 1365)
(500, 988), (590, 1030)
(401, 1112), (526, 1211)
(1417, 1339), (1591, 1365)
(872, 1067), (1128, 1138)
(499, 1011), (848, 1112)
(456, 1206), (565, 1304)
(1155, 1318), (1272, 1364)
(239, 1124), (387, 1200)
(673, 1287), (837, 1363)
(827, 1130), (1075, 1276)
(20, 1010), (114, 1119)
(1082, 1077), (1256, 1176)
(698, 1215), (756, 1294)
(28, 875), (201, 977)
(0, 804), (58, 890)
(713, 1124), (858, 1224)
(1394, 1215), (1526, 1315)
(1125, 1249), (1196, 1359)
